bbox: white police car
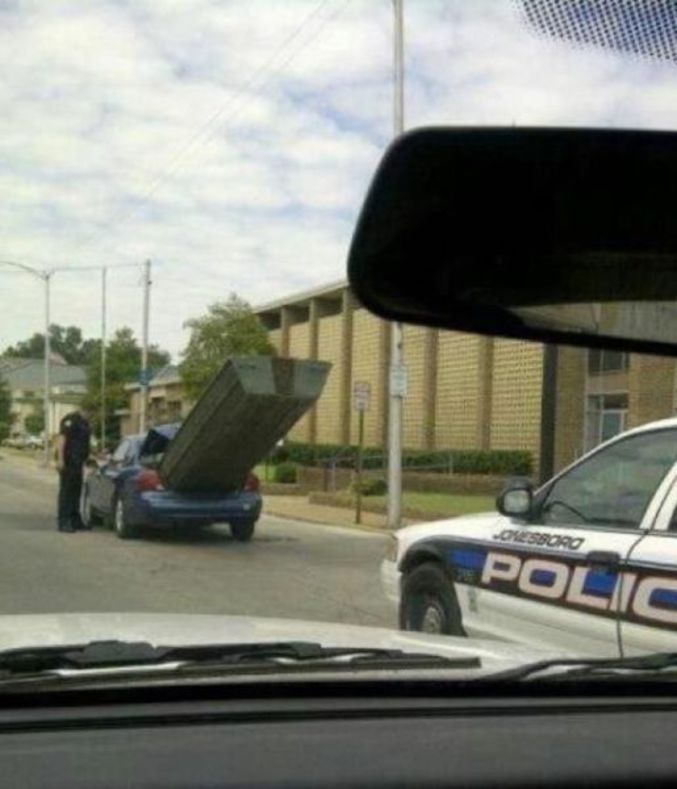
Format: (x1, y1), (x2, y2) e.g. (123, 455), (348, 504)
(382, 418), (677, 657)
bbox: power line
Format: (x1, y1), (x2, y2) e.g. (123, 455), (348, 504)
(0, 259), (145, 276)
(52, 262), (144, 273)
(71, 0), (351, 263)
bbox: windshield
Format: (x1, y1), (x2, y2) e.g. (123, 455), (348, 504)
(1, 0), (677, 682)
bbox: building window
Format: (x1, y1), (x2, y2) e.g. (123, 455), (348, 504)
(167, 401), (182, 420)
(587, 350), (629, 375)
(585, 393), (628, 451)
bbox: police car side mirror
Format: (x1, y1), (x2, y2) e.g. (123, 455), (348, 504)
(497, 483), (533, 520)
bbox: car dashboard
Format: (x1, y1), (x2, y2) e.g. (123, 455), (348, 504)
(2, 679), (677, 788)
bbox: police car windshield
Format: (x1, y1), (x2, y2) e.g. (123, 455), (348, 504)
(1, 0), (677, 677)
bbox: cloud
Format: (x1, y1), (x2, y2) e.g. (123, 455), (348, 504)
(2, 0), (677, 359)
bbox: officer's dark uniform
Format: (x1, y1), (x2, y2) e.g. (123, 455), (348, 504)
(57, 411), (91, 532)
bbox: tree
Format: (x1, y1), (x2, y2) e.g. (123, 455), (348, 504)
(0, 375), (12, 443)
(24, 407), (45, 436)
(3, 324), (96, 365)
(83, 327), (171, 444)
(180, 294), (275, 400)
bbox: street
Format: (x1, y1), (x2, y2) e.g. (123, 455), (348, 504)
(0, 455), (394, 628)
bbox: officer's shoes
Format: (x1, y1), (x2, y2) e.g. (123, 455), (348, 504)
(58, 520), (76, 533)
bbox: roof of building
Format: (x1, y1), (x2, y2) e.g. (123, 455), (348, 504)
(124, 364), (181, 392)
(254, 279), (347, 314)
(0, 357), (86, 390)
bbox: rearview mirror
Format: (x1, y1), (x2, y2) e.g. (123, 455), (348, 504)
(348, 127), (677, 355)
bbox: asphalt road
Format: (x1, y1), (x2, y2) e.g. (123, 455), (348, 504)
(0, 455), (394, 628)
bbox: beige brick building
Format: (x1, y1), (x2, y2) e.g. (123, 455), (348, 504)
(118, 365), (191, 438)
(256, 281), (677, 478)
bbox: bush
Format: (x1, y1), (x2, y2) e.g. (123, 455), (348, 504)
(277, 441), (532, 476)
(450, 450), (532, 476)
(274, 462), (298, 484)
(354, 477), (388, 496)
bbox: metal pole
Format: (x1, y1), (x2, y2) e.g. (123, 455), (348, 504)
(100, 267), (107, 450)
(139, 259), (151, 433)
(387, 0), (405, 530)
(356, 409), (364, 524)
(43, 272), (51, 467)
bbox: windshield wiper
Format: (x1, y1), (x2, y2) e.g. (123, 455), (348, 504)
(476, 652), (677, 683)
(0, 640), (480, 678)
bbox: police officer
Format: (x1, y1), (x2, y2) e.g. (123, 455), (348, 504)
(55, 406), (91, 533)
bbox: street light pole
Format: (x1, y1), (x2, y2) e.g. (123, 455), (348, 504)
(43, 271), (52, 466)
(0, 260), (52, 466)
(100, 267), (107, 450)
(139, 259), (151, 433)
(387, 0), (405, 530)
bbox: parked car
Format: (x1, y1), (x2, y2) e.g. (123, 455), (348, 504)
(82, 424), (262, 541)
(24, 435), (44, 450)
(383, 418), (677, 657)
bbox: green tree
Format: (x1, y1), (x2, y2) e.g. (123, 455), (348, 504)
(0, 375), (12, 443)
(24, 407), (45, 436)
(83, 327), (170, 444)
(3, 324), (95, 365)
(180, 294), (275, 400)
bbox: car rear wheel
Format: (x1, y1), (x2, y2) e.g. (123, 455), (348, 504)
(81, 488), (101, 528)
(114, 496), (139, 540)
(400, 562), (465, 637)
(230, 520), (255, 542)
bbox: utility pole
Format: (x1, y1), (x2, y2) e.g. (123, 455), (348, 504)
(139, 259), (152, 433)
(100, 267), (107, 450)
(43, 271), (52, 467)
(387, 0), (405, 530)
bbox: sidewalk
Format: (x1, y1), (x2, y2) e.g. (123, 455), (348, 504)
(263, 495), (396, 531)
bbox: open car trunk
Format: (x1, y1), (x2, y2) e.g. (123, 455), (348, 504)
(138, 423), (180, 470)
(141, 357), (330, 493)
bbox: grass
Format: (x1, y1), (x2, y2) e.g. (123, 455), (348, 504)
(401, 492), (495, 516)
(254, 461), (495, 516)
(326, 490), (495, 518)
(254, 463), (275, 482)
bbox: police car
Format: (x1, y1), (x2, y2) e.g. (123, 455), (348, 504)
(382, 418), (677, 657)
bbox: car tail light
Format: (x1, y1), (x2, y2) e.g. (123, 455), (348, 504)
(136, 469), (164, 492)
(244, 472), (260, 493)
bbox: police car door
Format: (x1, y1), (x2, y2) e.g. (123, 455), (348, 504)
(484, 427), (677, 656)
(618, 447), (677, 655)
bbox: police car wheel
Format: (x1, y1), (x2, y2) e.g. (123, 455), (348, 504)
(400, 563), (464, 636)
(114, 497), (138, 540)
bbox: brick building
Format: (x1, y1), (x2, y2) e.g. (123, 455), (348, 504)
(118, 365), (190, 438)
(255, 281), (677, 478)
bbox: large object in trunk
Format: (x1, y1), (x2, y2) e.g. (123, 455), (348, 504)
(159, 357), (330, 492)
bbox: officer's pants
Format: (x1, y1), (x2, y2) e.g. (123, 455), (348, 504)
(58, 465), (83, 530)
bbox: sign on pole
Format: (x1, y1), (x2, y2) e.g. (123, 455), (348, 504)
(353, 380), (371, 411)
(353, 381), (371, 524)
(389, 364), (408, 398)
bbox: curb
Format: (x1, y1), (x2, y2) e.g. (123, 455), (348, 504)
(307, 492), (449, 522)
(263, 506), (392, 535)
(0, 452), (53, 473)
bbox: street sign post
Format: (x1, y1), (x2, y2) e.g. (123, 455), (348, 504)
(353, 381), (371, 524)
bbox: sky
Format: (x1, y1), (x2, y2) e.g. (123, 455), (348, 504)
(2, 0), (677, 360)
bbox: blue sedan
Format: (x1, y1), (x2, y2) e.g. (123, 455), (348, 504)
(81, 424), (262, 541)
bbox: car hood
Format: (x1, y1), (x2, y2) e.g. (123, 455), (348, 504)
(0, 613), (559, 677)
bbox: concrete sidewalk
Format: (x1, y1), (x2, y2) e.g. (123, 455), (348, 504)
(263, 495), (401, 532)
